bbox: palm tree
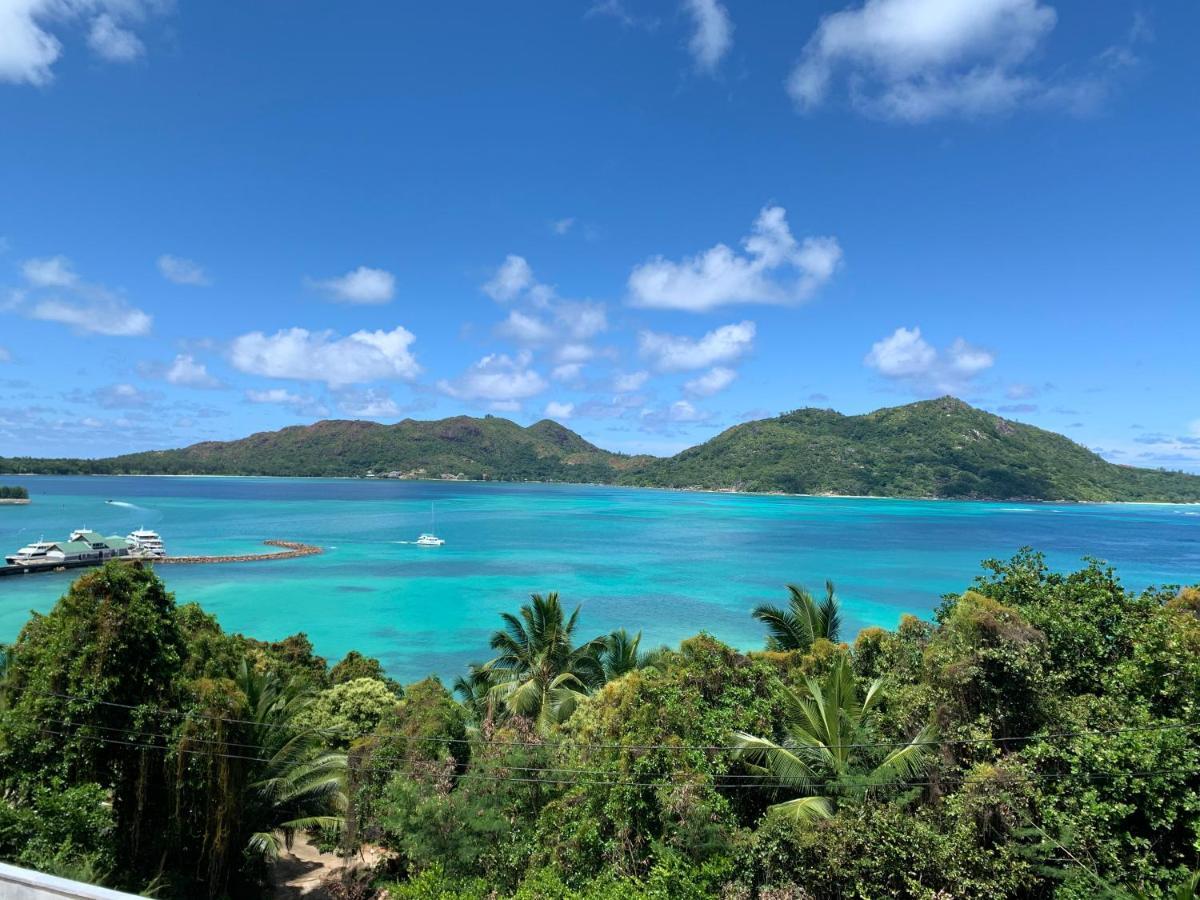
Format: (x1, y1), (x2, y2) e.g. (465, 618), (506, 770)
(235, 660), (348, 860)
(599, 628), (643, 680)
(453, 661), (497, 724)
(483, 592), (606, 729)
(732, 654), (936, 822)
(752, 580), (842, 652)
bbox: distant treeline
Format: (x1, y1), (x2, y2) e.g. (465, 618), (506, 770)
(0, 485), (28, 500)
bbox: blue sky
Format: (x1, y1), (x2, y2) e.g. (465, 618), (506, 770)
(1, 0), (1198, 469)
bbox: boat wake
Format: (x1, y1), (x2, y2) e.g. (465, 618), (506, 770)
(106, 500), (148, 511)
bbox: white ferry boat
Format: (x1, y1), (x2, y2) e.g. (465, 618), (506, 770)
(6, 539), (66, 566)
(415, 533), (445, 547)
(127, 529), (167, 558)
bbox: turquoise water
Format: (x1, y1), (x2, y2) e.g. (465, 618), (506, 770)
(1, 476), (1197, 682)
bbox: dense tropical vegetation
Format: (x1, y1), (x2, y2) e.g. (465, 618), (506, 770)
(0, 485), (28, 500)
(4, 397), (1200, 501)
(1, 552), (1198, 897)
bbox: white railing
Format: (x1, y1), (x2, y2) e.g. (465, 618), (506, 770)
(0, 862), (139, 899)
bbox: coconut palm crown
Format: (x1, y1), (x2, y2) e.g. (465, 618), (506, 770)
(483, 592), (606, 728)
(752, 580), (843, 652)
(732, 654), (936, 822)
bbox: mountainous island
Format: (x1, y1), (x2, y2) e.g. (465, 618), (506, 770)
(3, 397), (1197, 502)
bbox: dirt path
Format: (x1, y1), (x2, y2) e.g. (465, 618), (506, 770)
(270, 834), (383, 898)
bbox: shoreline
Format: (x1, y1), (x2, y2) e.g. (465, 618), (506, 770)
(6, 472), (1200, 507)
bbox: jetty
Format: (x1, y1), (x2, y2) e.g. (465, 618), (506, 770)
(0, 540), (322, 577)
(156, 540), (323, 565)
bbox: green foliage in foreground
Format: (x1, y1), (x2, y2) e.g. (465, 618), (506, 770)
(3, 397), (1199, 500)
(1, 555), (1198, 898)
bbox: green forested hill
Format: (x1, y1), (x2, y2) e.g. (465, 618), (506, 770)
(0, 415), (644, 482)
(623, 396), (1200, 501)
(3, 397), (1198, 501)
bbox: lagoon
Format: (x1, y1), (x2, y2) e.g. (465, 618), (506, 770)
(1, 475), (1197, 682)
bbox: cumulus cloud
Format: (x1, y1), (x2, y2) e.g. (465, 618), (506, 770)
(684, 366), (737, 396)
(628, 207), (841, 311)
(88, 13), (143, 62)
(483, 255), (535, 302)
(683, 0), (733, 72)
(158, 254), (210, 286)
(484, 255), (609, 382)
(19, 255), (151, 336)
(497, 310), (555, 344)
(165, 354), (219, 388)
(245, 388), (328, 417)
(310, 266), (396, 304)
(787, 0), (1133, 122)
(613, 371), (650, 393)
(338, 388), (402, 419)
(230, 326), (420, 387)
(551, 217), (576, 235)
(437, 351), (548, 407)
(544, 401), (575, 419)
(22, 255), (78, 288)
(640, 399), (714, 431)
(0, 0), (166, 86)
(551, 363), (584, 383)
(864, 326), (994, 392)
(639, 321), (755, 372)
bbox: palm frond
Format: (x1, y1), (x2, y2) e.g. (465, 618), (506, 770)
(767, 795), (833, 823)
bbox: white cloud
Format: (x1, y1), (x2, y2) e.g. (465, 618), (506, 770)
(865, 326), (994, 392)
(165, 354), (219, 388)
(66, 382), (158, 409)
(684, 366), (737, 396)
(22, 255), (77, 288)
(0, 347), (10, 362)
(230, 326), (420, 387)
(683, 0), (733, 72)
(864, 326), (936, 377)
(640, 398), (714, 430)
(639, 321), (755, 372)
(437, 351), (547, 405)
(551, 363), (584, 383)
(0, 1), (165, 86)
(613, 371), (650, 393)
(30, 296), (151, 336)
(158, 254), (210, 286)
(245, 388), (328, 417)
(339, 388), (402, 419)
(18, 253), (152, 336)
(310, 266), (395, 304)
(947, 337), (995, 376)
(88, 13), (143, 62)
(785, 0), (1122, 122)
(497, 310), (554, 344)
(552, 217), (576, 235)
(628, 206), (842, 311)
(545, 401), (575, 419)
(483, 255), (534, 302)
(0, 0), (63, 85)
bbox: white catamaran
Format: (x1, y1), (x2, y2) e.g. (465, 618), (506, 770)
(415, 504), (445, 546)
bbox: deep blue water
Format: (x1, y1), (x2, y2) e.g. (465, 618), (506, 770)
(1, 476), (1197, 682)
